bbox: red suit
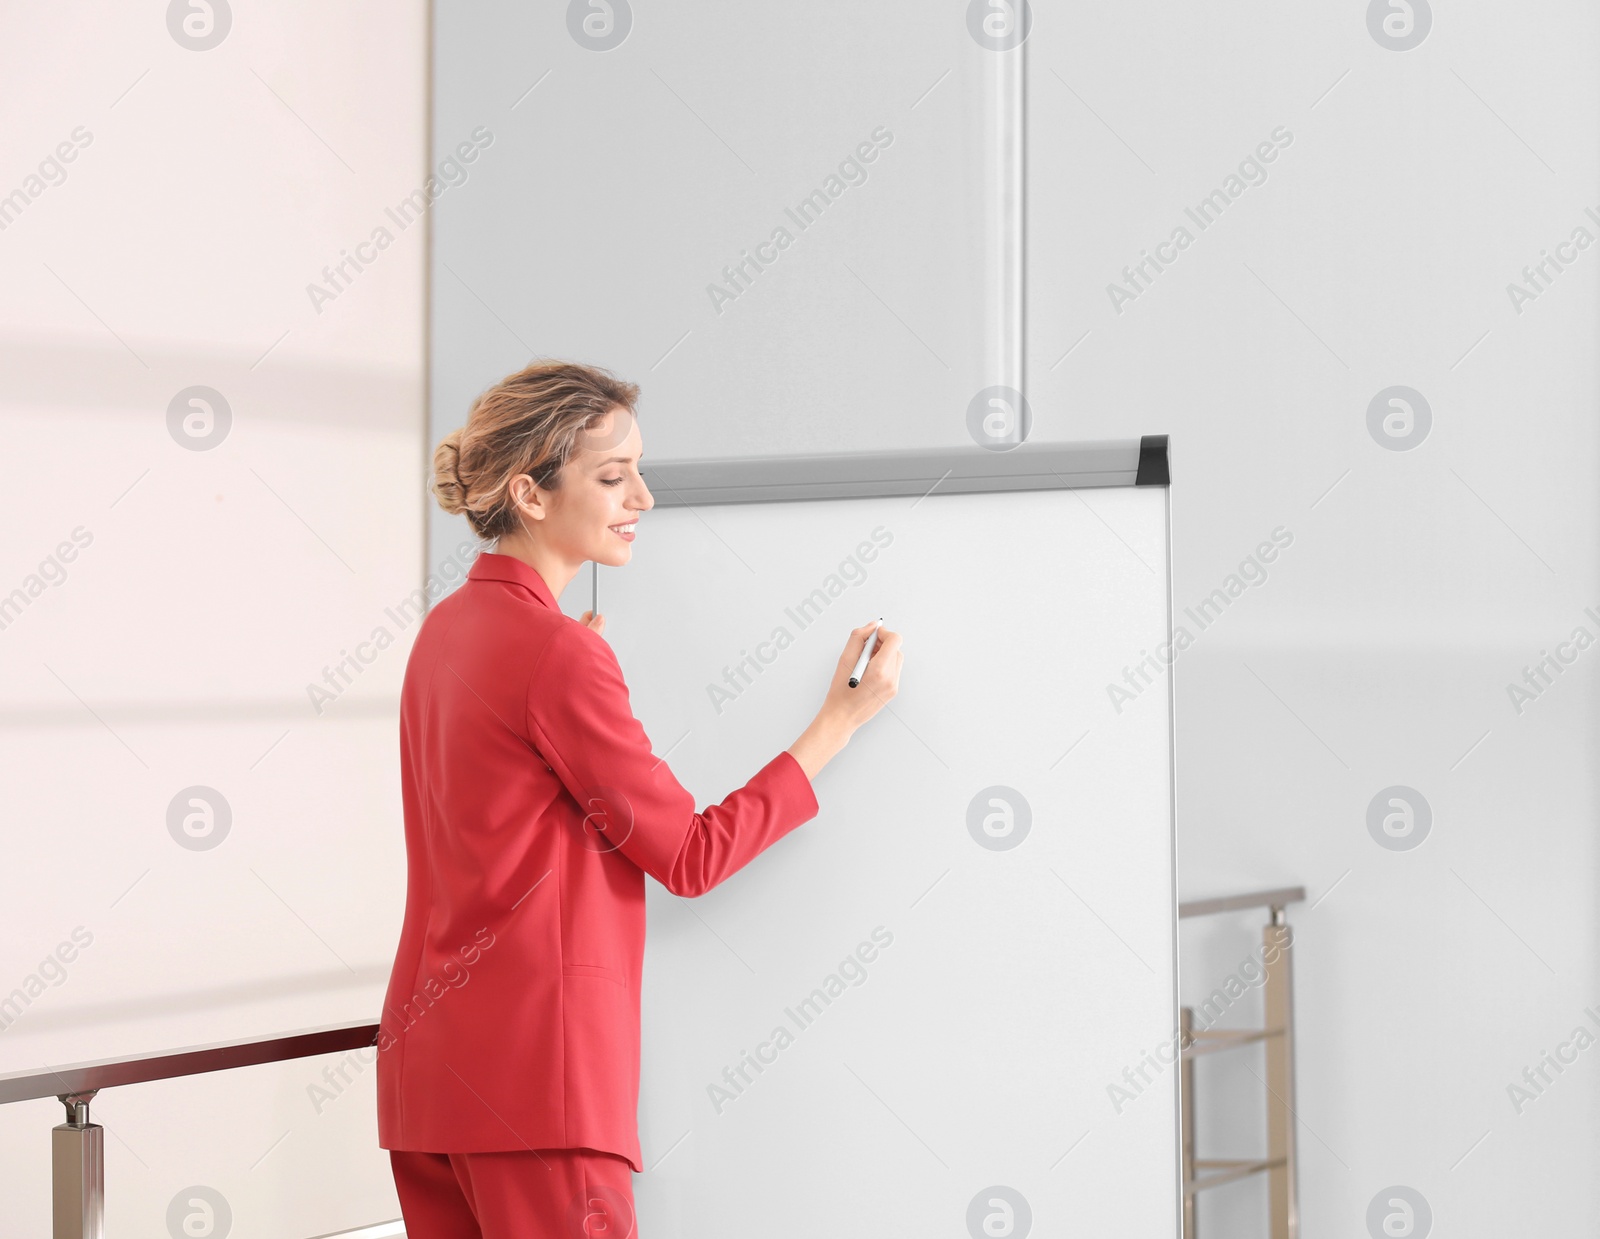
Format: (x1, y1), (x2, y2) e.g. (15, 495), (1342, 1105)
(377, 551), (819, 1233)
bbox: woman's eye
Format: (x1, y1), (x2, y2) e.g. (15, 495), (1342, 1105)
(602, 477), (623, 486)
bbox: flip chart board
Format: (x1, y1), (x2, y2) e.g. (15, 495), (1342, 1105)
(596, 438), (1179, 1237)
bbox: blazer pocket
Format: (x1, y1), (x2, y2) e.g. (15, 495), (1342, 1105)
(561, 963), (624, 987)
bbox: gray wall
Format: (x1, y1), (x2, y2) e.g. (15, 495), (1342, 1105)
(432, 2), (1599, 1233)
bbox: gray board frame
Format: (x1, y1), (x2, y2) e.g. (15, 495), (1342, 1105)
(637, 436), (1171, 509)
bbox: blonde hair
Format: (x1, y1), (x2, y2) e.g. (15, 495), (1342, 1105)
(431, 359), (640, 541)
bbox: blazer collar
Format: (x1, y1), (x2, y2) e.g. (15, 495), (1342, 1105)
(467, 551), (557, 611)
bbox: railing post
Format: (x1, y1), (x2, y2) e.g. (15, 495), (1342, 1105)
(53, 1090), (104, 1239)
(1180, 1005), (1196, 1239)
(1263, 907), (1299, 1239)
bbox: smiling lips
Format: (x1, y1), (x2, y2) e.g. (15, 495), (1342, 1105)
(609, 521), (637, 542)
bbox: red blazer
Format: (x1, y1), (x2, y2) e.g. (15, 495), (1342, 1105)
(376, 551), (819, 1170)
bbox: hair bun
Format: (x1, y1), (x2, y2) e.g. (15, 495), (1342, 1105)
(430, 429), (469, 515)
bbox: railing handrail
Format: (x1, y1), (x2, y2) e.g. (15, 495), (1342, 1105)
(4, 887), (1308, 1102)
(0, 1020), (378, 1105)
(1179, 886), (1305, 920)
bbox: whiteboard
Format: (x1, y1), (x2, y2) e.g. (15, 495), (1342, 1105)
(599, 441), (1180, 1237)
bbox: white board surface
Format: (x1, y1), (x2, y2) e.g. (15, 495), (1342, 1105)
(599, 481), (1179, 1237)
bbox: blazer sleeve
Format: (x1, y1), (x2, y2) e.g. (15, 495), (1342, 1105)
(525, 620), (820, 898)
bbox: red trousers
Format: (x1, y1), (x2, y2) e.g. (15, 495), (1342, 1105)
(390, 1147), (637, 1238)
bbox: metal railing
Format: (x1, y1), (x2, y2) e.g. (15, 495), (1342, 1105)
(0, 1020), (382, 1239)
(1177, 885), (1304, 1239)
(5, 890), (1302, 1239)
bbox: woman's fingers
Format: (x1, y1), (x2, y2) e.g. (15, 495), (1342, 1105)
(837, 622), (879, 668)
(840, 624), (898, 683)
(863, 631), (901, 684)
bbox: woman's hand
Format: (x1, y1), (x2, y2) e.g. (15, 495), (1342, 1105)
(822, 620), (902, 733)
(579, 610), (606, 636)
(787, 620), (903, 781)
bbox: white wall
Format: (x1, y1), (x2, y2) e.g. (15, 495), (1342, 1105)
(1033, 6), (1599, 1234)
(0, 3), (426, 1234)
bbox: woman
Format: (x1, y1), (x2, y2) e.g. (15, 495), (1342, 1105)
(376, 359), (903, 1237)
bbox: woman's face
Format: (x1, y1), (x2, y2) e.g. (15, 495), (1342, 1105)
(531, 406), (653, 569)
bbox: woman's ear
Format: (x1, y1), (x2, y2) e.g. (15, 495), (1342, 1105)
(509, 473), (543, 520)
